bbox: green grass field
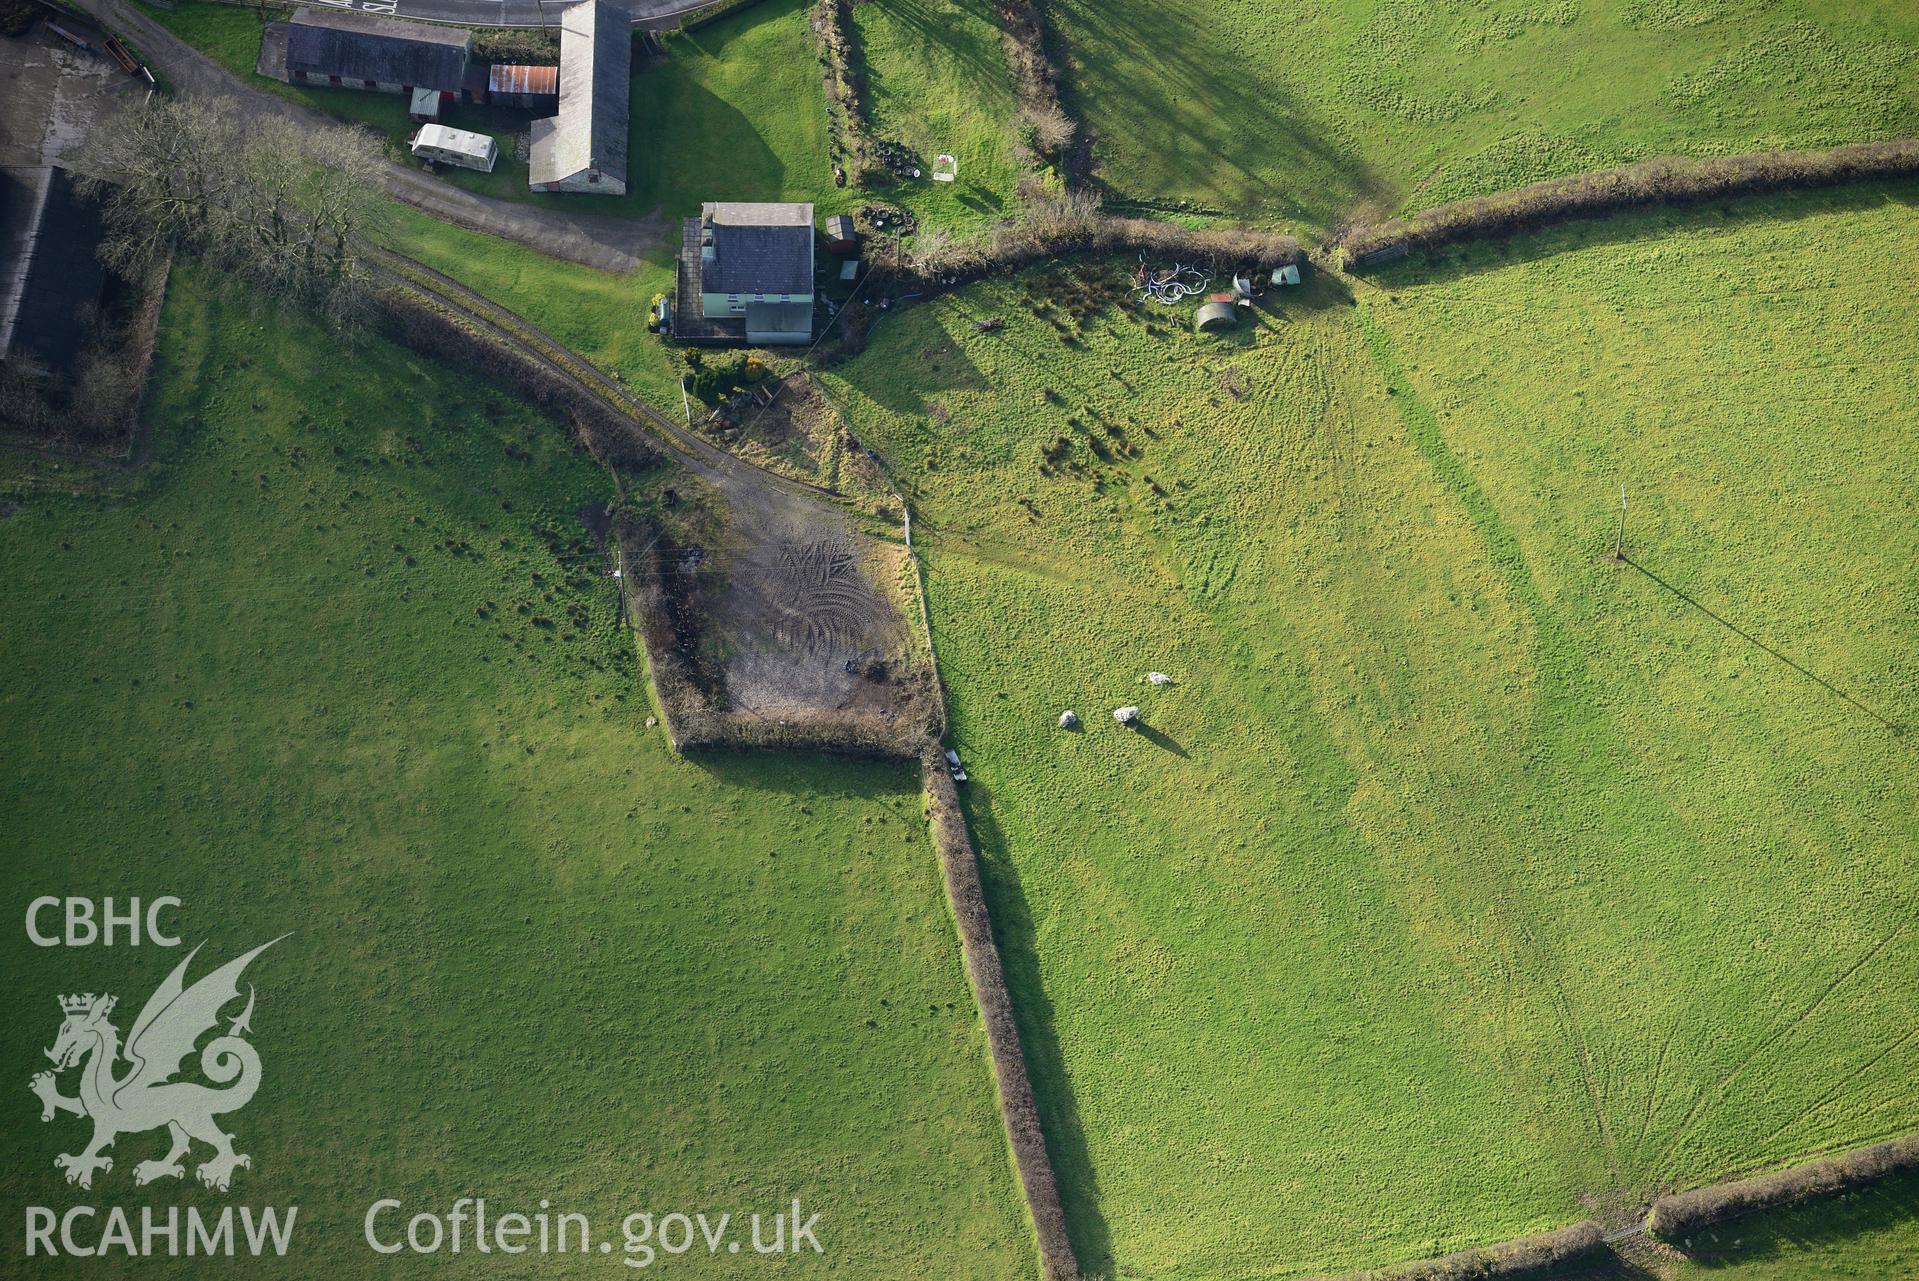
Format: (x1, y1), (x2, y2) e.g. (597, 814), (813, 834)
(631, 0), (849, 219)
(1048, 0), (1919, 227)
(822, 184), (1919, 1275)
(0, 271), (1037, 1278)
(378, 203), (684, 407)
(851, 0), (1032, 230)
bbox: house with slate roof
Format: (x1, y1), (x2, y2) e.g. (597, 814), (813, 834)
(675, 202), (815, 346)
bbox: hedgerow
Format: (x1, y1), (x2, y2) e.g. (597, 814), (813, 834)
(893, 192), (1298, 293)
(810, 0), (878, 186)
(992, 0), (1076, 169)
(1352, 1221), (1604, 1280)
(922, 752), (1079, 1281)
(1340, 139), (1919, 265)
(1648, 1134), (1919, 1242)
(380, 289), (657, 477)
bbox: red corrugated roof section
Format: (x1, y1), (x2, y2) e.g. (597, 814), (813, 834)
(488, 64), (558, 96)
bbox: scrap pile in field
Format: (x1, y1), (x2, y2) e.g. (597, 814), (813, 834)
(895, 193), (1297, 295)
(1132, 258), (1213, 305)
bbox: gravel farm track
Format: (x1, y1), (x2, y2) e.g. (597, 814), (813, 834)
(370, 246), (924, 732)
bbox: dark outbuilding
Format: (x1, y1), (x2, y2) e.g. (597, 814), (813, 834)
(487, 63), (559, 110)
(528, 0), (630, 195)
(281, 7), (472, 94)
(823, 214), (859, 255)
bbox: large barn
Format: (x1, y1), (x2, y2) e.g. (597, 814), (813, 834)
(528, 0), (629, 195)
(270, 8), (472, 98)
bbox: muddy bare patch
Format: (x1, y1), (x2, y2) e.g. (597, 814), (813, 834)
(696, 371), (899, 521)
(619, 478), (938, 756)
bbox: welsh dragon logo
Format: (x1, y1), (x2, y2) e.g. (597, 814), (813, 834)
(30, 938), (285, 1192)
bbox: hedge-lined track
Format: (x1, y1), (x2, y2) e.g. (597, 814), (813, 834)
(366, 245), (846, 506)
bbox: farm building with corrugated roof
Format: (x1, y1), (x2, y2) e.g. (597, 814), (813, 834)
(269, 7), (471, 97)
(488, 63), (559, 111)
(528, 0), (629, 195)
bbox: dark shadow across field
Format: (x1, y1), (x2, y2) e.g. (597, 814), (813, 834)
(1049, 0), (1389, 226)
(868, 0), (1009, 98)
(626, 76), (787, 218)
(686, 746), (924, 803)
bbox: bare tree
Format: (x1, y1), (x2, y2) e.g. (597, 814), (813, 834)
(77, 98), (239, 276)
(80, 98), (385, 331)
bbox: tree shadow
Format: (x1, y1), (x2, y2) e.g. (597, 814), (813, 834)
(842, 290), (998, 418)
(628, 14), (804, 216)
(863, 0), (1013, 100)
(958, 776), (1115, 1278)
(1047, 0), (1390, 224)
(1669, 1169), (1919, 1270)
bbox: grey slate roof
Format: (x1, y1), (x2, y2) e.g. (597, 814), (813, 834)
(744, 301), (812, 339)
(528, 0), (629, 186)
(704, 225), (812, 294)
(285, 7), (471, 92)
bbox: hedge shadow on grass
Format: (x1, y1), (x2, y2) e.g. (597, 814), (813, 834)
(1352, 175), (1919, 291)
(687, 743), (923, 804)
(1664, 1165), (1919, 1270)
(960, 774), (1114, 1279)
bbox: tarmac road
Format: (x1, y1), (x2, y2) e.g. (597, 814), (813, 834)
(295, 0), (720, 30)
